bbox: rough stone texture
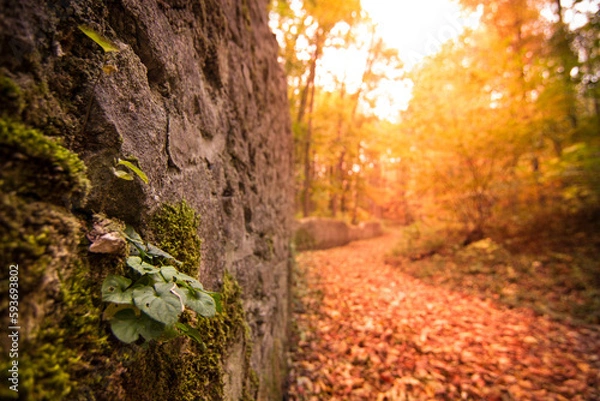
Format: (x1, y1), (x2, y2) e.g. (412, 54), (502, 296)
(0, 0), (292, 399)
(294, 218), (383, 251)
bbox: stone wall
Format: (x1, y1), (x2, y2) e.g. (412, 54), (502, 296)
(0, 0), (292, 399)
(349, 221), (384, 242)
(294, 218), (383, 251)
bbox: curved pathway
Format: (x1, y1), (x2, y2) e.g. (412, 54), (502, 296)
(287, 232), (600, 400)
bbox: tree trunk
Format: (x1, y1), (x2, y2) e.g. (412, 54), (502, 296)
(299, 31), (322, 217)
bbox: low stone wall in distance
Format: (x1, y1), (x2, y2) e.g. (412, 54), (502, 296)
(294, 218), (383, 251)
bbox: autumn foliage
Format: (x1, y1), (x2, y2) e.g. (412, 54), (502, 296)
(273, 0), (600, 399)
(270, 0), (599, 237)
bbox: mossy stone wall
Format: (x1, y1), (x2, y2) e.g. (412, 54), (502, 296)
(0, 0), (292, 399)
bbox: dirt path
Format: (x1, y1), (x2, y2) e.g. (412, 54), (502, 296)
(287, 232), (600, 400)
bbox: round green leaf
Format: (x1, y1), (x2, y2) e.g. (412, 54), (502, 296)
(127, 256), (159, 275)
(137, 313), (167, 341)
(110, 308), (165, 343)
(133, 283), (183, 325)
(102, 275), (133, 304)
(123, 225), (145, 247)
(159, 266), (201, 288)
(146, 243), (179, 262)
(159, 266), (180, 282)
(188, 280), (204, 290)
(184, 288), (216, 317)
(110, 309), (140, 343)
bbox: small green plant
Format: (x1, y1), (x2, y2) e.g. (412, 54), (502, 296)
(112, 158), (149, 183)
(102, 226), (220, 344)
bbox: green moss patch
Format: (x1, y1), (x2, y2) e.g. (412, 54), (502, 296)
(0, 118), (116, 400)
(0, 73), (25, 116)
(0, 119), (89, 205)
(149, 200), (202, 277)
(0, 194), (81, 291)
(0, 193), (116, 400)
(16, 262), (111, 401)
(175, 271), (256, 400)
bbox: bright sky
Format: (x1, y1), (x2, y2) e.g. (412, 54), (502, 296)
(278, 0), (598, 122)
(362, 0), (473, 67)
(318, 0), (480, 121)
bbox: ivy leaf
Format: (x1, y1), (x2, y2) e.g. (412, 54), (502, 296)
(123, 226), (148, 258)
(101, 275), (133, 304)
(117, 159), (148, 184)
(127, 256), (159, 275)
(109, 309), (139, 343)
(178, 272), (201, 284)
(133, 274), (157, 288)
(130, 311), (166, 341)
(160, 265), (200, 285)
(102, 303), (132, 321)
(78, 25), (120, 53)
(146, 243), (180, 263)
(188, 280), (205, 290)
(123, 225), (145, 247)
(159, 266), (180, 282)
(133, 283), (183, 325)
(209, 292), (223, 313)
(109, 308), (165, 343)
(183, 287), (217, 318)
(175, 322), (206, 348)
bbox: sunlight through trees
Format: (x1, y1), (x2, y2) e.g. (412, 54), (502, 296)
(270, 0), (599, 236)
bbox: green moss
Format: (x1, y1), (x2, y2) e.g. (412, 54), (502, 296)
(0, 119), (90, 205)
(17, 262), (109, 401)
(0, 73), (25, 116)
(0, 117), (121, 400)
(0, 194), (115, 400)
(241, 0), (252, 29)
(245, 368), (260, 401)
(116, 341), (182, 400)
(0, 194), (78, 291)
(176, 271), (254, 400)
(149, 200), (202, 277)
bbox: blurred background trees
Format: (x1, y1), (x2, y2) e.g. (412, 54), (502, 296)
(270, 0), (599, 238)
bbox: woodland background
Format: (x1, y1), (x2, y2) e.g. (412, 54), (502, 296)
(274, 3), (600, 399)
(270, 0), (599, 239)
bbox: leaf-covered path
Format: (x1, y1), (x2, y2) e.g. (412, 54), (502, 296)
(287, 232), (600, 400)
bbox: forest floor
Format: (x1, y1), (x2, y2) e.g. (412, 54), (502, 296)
(286, 231), (600, 400)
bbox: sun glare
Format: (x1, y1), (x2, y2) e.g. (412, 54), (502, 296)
(315, 0), (480, 121)
(362, 0), (470, 66)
